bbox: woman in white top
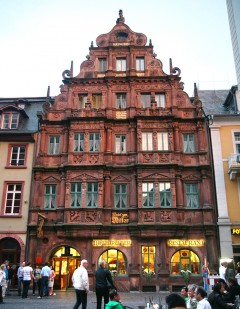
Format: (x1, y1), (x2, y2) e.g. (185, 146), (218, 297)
(22, 262), (33, 298)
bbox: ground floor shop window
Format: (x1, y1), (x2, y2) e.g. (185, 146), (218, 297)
(99, 249), (127, 276)
(51, 246), (81, 290)
(170, 249), (200, 275)
(142, 246), (156, 278)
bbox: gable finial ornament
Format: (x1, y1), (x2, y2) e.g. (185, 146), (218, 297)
(42, 86), (51, 113)
(116, 9), (125, 24)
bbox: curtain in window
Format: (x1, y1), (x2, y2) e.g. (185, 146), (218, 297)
(184, 134), (195, 152)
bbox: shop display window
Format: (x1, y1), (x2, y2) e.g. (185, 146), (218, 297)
(170, 249), (200, 275)
(99, 249), (127, 276)
(141, 246), (156, 277)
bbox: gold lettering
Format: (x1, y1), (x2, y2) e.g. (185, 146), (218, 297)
(167, 239), (205, 247)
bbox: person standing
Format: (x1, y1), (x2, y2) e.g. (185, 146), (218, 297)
(219, 262), (228, 281)
(48, 265), (56, 296)
(72, 259), (89, 309)
(195, 286), (211, 309)
(208, 282), (235, 308)
(186, 284), (198, 309)
(22, 262), (33, 299)
(0, 264), (6, 304)
(39, 262), (51, 298)
(17, 261), (25, 296)
(95, 260), (115, 309)
(33, 265), (41, 296)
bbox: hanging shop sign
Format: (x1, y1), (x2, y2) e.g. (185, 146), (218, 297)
(92, 239), (132, 247)
(167, 239), (205, 247)
(111, 212), (129, 224)
(232, 229), (240, 235)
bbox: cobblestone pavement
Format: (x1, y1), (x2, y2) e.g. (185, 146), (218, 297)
(1, 290), (170, 309)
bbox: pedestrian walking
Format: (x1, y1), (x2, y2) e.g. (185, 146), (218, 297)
(95, 260), (115, 309)
(72, 259), (89, 309)
(17, 261), (25, 296)
(38, 262), (51, 298)
(49, 265), (56, 296)
(22, 262), (33, 299)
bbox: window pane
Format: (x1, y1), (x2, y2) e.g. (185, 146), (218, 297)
(114, 184), (127, 208)
(44, 185), (56, 209)
(92, 94), (102, 109)
(183, 134), (195, 153)
(159, 182), (172, 207)
(157, 132), (169, 151)
(89, 133), (100, 152)
(78, 94), (88, 109)
(5, 184), (22, 215)
(136, 57), (145, 70)
(70, 182), (82, 207)
(116, 93), (126, 108)
(156, 94), (166, 108)
(142, 246), (156, 276)
(142, 183), (154, 207)
(74, 133), (84, 152)
(141, 94), (151, 108)
(98, 58), (106, 72)
(11, 146), (26, 166)
(87, 183), (98, 207)
(186, 184), (199, 208)
(116, 58), (126, 71)
(115, 135), (126, 153)
(142, 133), (153, 151)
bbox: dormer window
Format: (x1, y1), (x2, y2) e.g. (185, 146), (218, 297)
(1, 112), (19, 129)
(116, 58), (126, 71)
(136, 57), (145, 71)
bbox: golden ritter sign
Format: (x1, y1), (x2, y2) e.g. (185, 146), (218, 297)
(167, 239), (205, 247)
(111, 212), (129, 224)
(92, 239), (132, 247)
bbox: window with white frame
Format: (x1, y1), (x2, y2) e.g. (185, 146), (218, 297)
(87, 182), (98, 207)
(234, 132), (240, 153)
(186, 183), (199, 208)
(44, 184), (56, 209)
(183, 133), (195, 153)
(4, 183), (22, 215)
(114, 184), (127, 208)
(116, 93), (127, 108)
(116, 58), (126, 71)
(78, 94), (88, 109)
(10, 145), (26, 166)
(142, 132), (153, 151)
(136, 57), (145, 71)
(49, 136), (60, 155)
(74, 133), (85, 152)
(159, 182), (172, 207)
(141, 93), (151, 108)
(1, 112), (19, 129)
(115, 135), (126, 153)
(142, 183), (154, 207)
(98, 58), (106, 72)
(92, 94), (102, 109)
(157, 132), (169, 151)
(156, 93), (166, 108)
(70, 183), (82, 208)
(89, 133), (100, 152)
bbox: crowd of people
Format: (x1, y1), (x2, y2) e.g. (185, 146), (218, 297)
(0, 260), (56, 304)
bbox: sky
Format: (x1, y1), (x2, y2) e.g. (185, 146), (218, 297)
(0, 0), (237, 98)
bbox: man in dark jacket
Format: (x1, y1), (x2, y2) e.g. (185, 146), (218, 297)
(223, 278), (240, 304)
(95, 260), (115, 309)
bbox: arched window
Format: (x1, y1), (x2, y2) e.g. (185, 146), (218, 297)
(170, 249), (200, 275)
(99, 249), (127, 276)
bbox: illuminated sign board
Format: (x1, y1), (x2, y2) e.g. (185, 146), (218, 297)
(92, 239), (132, 247)
(111, 212), (129, 224)
(232, 229), (240, 235)
(167, 239), (205, 247)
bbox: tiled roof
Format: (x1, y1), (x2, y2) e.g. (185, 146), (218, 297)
(198, 90), (230, 115)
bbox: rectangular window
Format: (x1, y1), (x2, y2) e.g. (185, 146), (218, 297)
(116, 93), (127, 108)
(44, 184), (56, 209)
(74, 133), (85, 152)
(142, 132), (153, 151)
(92, 94), (102, 109)
(115, 135), (126, 153)
(1, 113), (19, 129)
(70, 183), (82, 208)
(98, 58), (106, 72)
(78, 94), (88, 109)
(4, 183), (22, 215)
(142, 183), (154, 207)
(183, 134), (195, 153)
(157, 132), (169, 151)
(114, 184), (127, 208)
(159, 182), (172, 207)
(89, 133), (100, 152)
(142, 246), (156, 277)
(186, 183), (199, 208)
(234, 132), (240, 153)
(141, 93), (151, 108)
(49, 136), (60, 155)
(10, 146), (26, 166)
(116, 58), (126, 71)
(136, 57), (145, 71)
(87, 183), (98, 207)
(156, 93), (166, 108)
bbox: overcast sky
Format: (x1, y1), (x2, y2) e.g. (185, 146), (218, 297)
(0, 0), (236, 98)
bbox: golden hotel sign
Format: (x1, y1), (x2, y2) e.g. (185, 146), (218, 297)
(92, 239), (132, 247)
(167, 239), (205, 247)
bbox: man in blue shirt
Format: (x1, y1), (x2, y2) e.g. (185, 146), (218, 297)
(38, 262), (51, 298)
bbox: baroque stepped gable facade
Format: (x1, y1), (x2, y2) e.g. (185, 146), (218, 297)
(28, 11), (219, 291)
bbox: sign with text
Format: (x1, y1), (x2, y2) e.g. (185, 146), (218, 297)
(232, 229), (240, 235)
(167, 239), (205, 247)
(92, 239), (132, 247)
(111, 212), (129, 224)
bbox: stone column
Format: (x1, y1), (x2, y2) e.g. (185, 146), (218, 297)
(176, 174), (183, 207)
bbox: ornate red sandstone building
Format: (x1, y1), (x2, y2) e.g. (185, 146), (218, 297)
(27, 11), (219, 291)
